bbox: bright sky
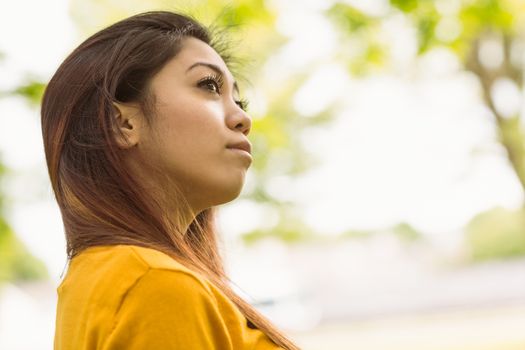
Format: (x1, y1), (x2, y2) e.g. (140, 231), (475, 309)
(1, 0), (523, 283)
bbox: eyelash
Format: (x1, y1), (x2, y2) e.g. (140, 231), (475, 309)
(197, 73), (250, 112)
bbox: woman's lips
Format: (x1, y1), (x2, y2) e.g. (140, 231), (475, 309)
(226, 140), (252, 154)
(227, 147), (253, 161)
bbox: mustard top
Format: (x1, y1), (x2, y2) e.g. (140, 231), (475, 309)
(54, 244), (282, 349)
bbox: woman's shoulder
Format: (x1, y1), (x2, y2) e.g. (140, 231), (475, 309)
(116, 244), (216, 296)
(71, 243), (194, 272)
(56, 244), (224, 349)
(56, 244), (280, 350)
(66, 244), (201, 277)
(57, 244), (211, 308)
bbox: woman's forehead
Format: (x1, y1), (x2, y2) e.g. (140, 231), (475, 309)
(154, 36), (239, 94)
(177, 37), (233, 77)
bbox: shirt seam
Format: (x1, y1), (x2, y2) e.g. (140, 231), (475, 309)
(100, 266), (221, 349)
(127, 245), (217, 298)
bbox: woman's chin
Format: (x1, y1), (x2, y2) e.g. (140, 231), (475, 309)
(211, 180), (246, 206)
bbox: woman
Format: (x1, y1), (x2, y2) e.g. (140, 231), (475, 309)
(41, 10), (300, 350)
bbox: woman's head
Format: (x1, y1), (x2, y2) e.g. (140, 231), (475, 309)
(41, 11), (298, 349)
(115, 35), (252, 216)
(42, 11), (251, 235)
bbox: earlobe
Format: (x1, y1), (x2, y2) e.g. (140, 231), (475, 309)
(112, 102), (141, 149)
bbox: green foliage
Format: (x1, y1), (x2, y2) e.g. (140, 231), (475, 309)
(0, 162), (4, 209)
(466, 207), (525, 261)
(461, 0), (515, 34)
(326, 3), (389, 76)
(340, 223), (422, 242)
(390, 0), (419, 13)
(0, 217), (48, 283)
(415, 12), (439, 54)
(340, 229), (373, 239)
(242, 228), (315, 245)
(246, 69), (327, 212)
(0, 48), (45, 105)
(0, 154), (47, 284)
(206, 0), (274, 27)
(242, 211), (317, 245)
(0, 157), (47, 286)
(390, 0), (517, 55)
(390, 0), (441, 54)
(252, 117), (290, 155)
(12, 80), (46, 106)
(0, 66), (49, 283)
(242, 206), (316, 245)
(392, 222), (422, 242)
(347, 42), (389, 76)
(326, 3), (374, 33)
(498, 115), (525, 183)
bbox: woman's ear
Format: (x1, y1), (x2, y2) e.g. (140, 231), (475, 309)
(112, 102), (142, 149)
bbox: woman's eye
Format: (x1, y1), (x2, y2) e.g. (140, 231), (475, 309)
(235, 99), (249, 112)
(199, 79), (220, 94)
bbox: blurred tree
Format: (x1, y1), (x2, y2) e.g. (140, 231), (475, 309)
(395, 0), (525, 197)
(0, 80), (46, 106)
(466, 207), (525, 260)
(392, 222), (422, 242)
(0, 50), (48, 285)
(11, 80), (46, 106)
(326, 0), (525, 259)
(339, 222), (422, 243)
(0, 217), (49, 283)
(0, 154), (48, 285)
(327, 0), (525, 198)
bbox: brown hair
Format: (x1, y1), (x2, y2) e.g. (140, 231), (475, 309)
(41, 10), (299, 349)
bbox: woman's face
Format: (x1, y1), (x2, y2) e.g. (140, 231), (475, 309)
(127, 36), (252, 213)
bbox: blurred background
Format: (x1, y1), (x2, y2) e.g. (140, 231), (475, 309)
(1, 0), (525, 349)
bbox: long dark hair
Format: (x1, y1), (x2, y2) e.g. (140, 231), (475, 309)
(41, 10), (299, 350)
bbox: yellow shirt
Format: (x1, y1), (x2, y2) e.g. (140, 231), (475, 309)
(54, 244), (282, 349)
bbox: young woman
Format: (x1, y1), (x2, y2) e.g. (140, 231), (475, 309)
(41, 10), (300, 350)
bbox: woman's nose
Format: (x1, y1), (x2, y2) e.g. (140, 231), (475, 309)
(226, 102), (251, 136)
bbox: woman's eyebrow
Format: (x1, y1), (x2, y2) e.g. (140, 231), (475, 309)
(186, 61), (240, 94)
